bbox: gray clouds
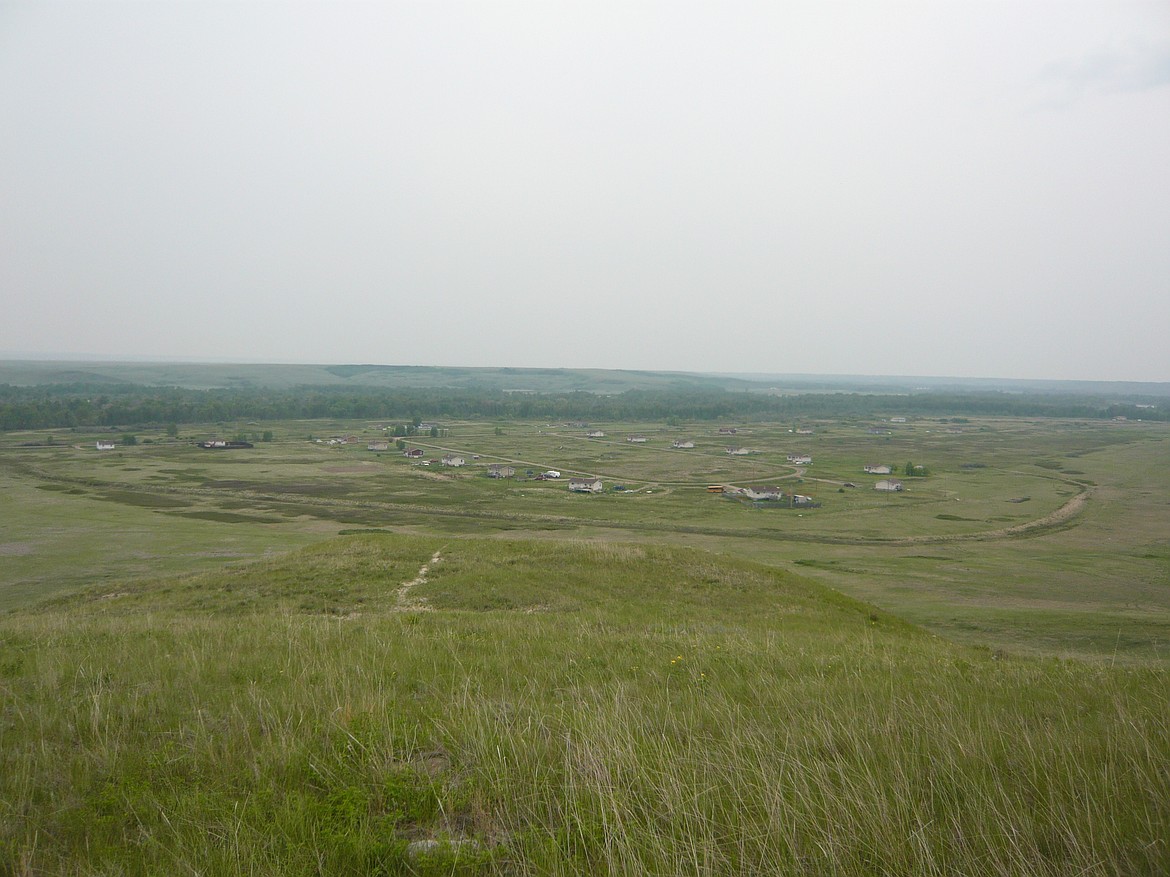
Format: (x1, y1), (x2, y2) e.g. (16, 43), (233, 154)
(2, 1), (1169, 380)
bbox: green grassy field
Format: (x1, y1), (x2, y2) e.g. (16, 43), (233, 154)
(2, 536), (1167, 875)
(2, 415), (1168, 873)
(3, 415), (1166, 659)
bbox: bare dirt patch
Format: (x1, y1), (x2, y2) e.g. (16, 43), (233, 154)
(0, 543), (34, 556)
(413, 470), (455, 482)
(397, 549), (442, 611)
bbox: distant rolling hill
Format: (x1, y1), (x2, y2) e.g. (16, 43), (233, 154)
(1, 359), (1167, 398)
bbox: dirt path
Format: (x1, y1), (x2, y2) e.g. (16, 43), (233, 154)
(883, 486), (1093, 545)
(396, 549), (442, 610)
(981, 487), (1091, 539)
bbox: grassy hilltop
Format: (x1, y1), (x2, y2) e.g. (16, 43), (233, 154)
(2, 369), (1169, 874)
(2, 534), (1167, 875)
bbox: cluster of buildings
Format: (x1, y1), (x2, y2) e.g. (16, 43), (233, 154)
(386, 422), (913, 499)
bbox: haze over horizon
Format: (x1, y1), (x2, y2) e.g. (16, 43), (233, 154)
(3, 2), (1169, 383)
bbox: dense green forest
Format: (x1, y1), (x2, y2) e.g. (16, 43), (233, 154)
(2, 381), (1167, 431)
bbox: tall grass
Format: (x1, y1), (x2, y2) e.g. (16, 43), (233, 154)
(1, 535), (1166, 874)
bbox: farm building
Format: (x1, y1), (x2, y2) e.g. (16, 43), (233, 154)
(743, 486), (784, 501)
(864, 464), (892, 475)
(627, 435), (648, 443)
(487, 464), (515, 478)
(718, 427), (738, 435)
(367, 440), (390, 451)
(586, 430), (606, 438)
(787, 454), (812, 464)
(725, 446), (751, 456)
(569, 477), (604, 493)
(95, 440), (116, 450)
(875, 479), (904, 492)
(671, 440), (695, 449)
(441, 454), (465, 467)
(403, 448), (425, 458)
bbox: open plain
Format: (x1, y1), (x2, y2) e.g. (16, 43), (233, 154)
(2, 404), (1168, 874)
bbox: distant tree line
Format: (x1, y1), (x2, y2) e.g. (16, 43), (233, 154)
(0, 382), (1166, 431)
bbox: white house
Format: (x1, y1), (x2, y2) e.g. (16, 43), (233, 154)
(875, 479), (904, 492)
(890, 417), (907, 423)
(627, 435), (648, 443)
(726, 446), (751, 456)
(367, 440), (390, 451)
(95, 440), (116, 450)
(787, 454), (812, 465)
(543, 470), (561, 478)
(569, 477), (603, 493)
(487, 464), (515, 478)
(586, 430), (606, 438)
(441, 454), (465, 467)
(743, 486), (784, 501)
(864, 464), (892, 475)
(671, 440), (695, 449)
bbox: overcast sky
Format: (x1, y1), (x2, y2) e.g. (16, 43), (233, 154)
(2, 2), (1168, 381)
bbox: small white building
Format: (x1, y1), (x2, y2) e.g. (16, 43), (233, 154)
(543, 470), (561, 478)
(671, 440), (695, 449)
(743, 486), (784, 501)
(875, 479), (904, 492)
(95, 440), (116, 450)
(864, 464), (892, 475)
(787, 454), (812, 465)
(569, 477), (604, 493)
(890, 417), (907, 423)
(627, 435), (648, 443)
(586, 430), (606, 438)
(726, 446), (751, 456)
(441, 454), (465, 467)
(367, 440), (390, 451)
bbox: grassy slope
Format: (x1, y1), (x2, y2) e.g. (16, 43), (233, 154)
(2, 535), (1167, 875)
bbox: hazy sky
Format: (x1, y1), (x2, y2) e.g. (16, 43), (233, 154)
(2, 2), (1169, 381)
